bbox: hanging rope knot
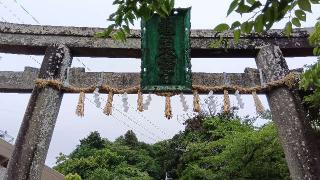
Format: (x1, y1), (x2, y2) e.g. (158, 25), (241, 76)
(137, 90), (144, 112)
(76, 91), (85, 117)
(165, 96), (173, 119)
(223, 89), (230, 113)
(252, 91), (264, 115)
(103, 91), (114, 116)
(193, 90), (201, 112)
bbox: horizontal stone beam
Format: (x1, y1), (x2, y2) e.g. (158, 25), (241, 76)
(0, 22), (313, 58)
(0, 67), (302, 94)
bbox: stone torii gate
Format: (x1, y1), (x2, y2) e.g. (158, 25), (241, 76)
(0, 22), (319, 179)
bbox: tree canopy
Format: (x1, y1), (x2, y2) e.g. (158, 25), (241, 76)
(55, 110), (289, 179)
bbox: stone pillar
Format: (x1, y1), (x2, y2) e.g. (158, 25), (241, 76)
(256, 45), (320, 179)
(5, 44), (72, 180)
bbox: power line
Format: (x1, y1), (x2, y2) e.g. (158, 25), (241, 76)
(1, 2), (164, 140)
(0, 1), (24, 23)
(12, 0), (40, 24)
(10, 0), (92, 72)
(100, 97), (164, 141)
(4, 0), (90, 70)
(0, 16), (6, 22)
(75, 58), (91, 71)
(127, 104), (168, 137)
(86, 97), (158, 142)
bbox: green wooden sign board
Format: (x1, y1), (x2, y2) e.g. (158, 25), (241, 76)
(141, 8), (192, 93)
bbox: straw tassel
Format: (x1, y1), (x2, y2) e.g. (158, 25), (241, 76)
(252, 91), (264, 114)
(193, 90), (201, 112)
(223, 90), (230, 113)
(165, 96), (173, 119)
(137, 90), (143, 112)
(103, 91), (114, 116)
(76, 92), (85, 117)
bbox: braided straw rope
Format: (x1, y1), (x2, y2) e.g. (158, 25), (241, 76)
(192, 72), (299, 93)
(35, 72), (299, 117)
(35, 72), (299, 95)
(35, 79), (140, 94)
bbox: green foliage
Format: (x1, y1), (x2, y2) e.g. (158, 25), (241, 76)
(215, 0), (320, 35)
(54, 131), (159, 179)
(300, 17), (320, 123)
(55, 111), (288, 179)
(214, 0), (320, 125)
(65, 173), (82, 180)
(96, 0), (175, 41)
(178, 120), (289, 179)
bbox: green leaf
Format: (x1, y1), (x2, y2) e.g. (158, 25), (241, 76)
(160, 3), (169, 16)
(227, 0), (239, 16)
(213, 24), (230, 32)
(254, 14), (264, 32)
(241, 21), (254, 34)
(313, 47), (320, 55)
(233, 29), (241, 44)
(246, 0), (256, 5)
(248, 1), (262, 12)
(298, 0), (312, 13)
(310, 0), (320, 4)
(122, 25), (130, 34)
(231, 21), (241, 30)
(292, 18), (301, 27)
(236, 4), (251, 13)
(284, 22), (292, 36)
(170, 0), (175, 10)
(295, 10), (306, 21)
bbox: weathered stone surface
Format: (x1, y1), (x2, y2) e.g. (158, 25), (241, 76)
(256, 45), (320, 179)
(0, 167), (6, 180)
(0, 67), (293, 94)
(4, 45), (72, 180)
(0, 22), (313, 58)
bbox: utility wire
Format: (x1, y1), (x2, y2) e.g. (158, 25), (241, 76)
(4, 0), (91, 71)
(86, 97), (157, 142)
(0, 1), (24, 23)
(12, 0), (40, 24)
(127, 104), (168, 137)
(3, 1), (164, 141)
(0, 2), (42, 65)
(0, 16), (6, 22)
(100, 97), (164, 141)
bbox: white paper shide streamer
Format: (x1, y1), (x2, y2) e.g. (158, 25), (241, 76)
(93, 73), (104, 108)
(122, 92), (129, 112)
(63, 68), (70, 87)
(143, 94), (152, 110)
(179, 93), (189, 112)
(205, 90), (217, 113)
(93, 88), (101, 108)
(235, 90), (244, 109)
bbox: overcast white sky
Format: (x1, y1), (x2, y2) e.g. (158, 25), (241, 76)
(0, 0), (319, 167)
